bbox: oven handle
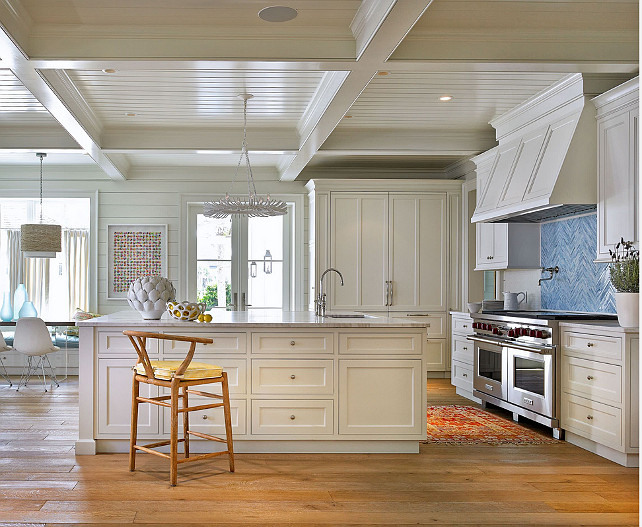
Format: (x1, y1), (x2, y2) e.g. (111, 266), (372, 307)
(467, 335), (555, 355)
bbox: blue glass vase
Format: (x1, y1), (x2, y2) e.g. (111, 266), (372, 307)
(18, 301), (37, 318)
(0, 293), (12, 322)
(13, 284), (27, 320)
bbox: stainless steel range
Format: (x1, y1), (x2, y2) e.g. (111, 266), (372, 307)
(468, 311), (617, 439)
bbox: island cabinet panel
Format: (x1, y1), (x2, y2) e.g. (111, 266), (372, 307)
(339, 332), (422, 355)
(425, 339), (448, 372)
(98, 332), (158, 357)
(251, 333), (334, 354)
(97, 359), (159, 436)
(162, 398), (247, 436)
(162, 332), (246, 355)
(251, 400), (334, 435)
(251, 359), (333, 395)
(339, 359), (423, 435)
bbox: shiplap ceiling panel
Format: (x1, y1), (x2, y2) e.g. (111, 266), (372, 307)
(0, 70), (58, 124)
(66, 69), (327, 128)
(125, 152), (283, 167)
(336, 72), (568, 131)
(307, 154), (464, 170)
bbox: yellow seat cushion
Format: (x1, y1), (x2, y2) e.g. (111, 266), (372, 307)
(135, 360), (223, 380)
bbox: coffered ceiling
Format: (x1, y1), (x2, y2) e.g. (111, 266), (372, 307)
(0, 0), (637, 183)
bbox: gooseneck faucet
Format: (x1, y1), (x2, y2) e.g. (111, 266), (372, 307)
(315, 268), (344, 317)
(539, 266), (559, 286)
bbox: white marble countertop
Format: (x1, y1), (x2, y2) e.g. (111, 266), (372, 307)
(559, 320), (639, 333)
(77, 309), (428, 329)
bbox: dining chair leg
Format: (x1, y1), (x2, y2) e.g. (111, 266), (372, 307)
(182, 385), (189, 459)
(17, 356), (35, 391)
(129, 374), (139, 472)
(0, 357), (12, 386)
(222, 372), (235, 473)
(16, 357), (29, 391)
(43, 355), (60, 387)
(170, 378), (180, 486)
(39, 356), (48, 392)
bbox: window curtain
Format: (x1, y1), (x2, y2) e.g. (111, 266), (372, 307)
(5, 229), (24, 299)
(64, 229), (89, 316)
(24, 257), (50, 317)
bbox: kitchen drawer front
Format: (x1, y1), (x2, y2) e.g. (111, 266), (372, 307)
(451, 360), (473, 391)
(562, 331), (622, 362)
(339, 333), (422, 355)
(562, 393), (623, 449)
(562, 356), (622, 405)
(251, 399), (333, 435)
(98, 331), (158, 357)
(451, 316), (473, 336)
(252, 333), (333, 354)
(251, 359), (333, 395)
(451, 336), (473, 365)
(396, 313), (447, 338)
(425, 339), (448, 371)
(162, 399), (246, 436)
(163, 332), (246, 355)
(160, 359), (247, 395)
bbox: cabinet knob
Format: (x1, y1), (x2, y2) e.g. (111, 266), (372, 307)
(290, 415), (296, 420)
(463, 346), (468, 351)
(290, 340), (296, 346)
(462, 325), (468, 328)
(587, 375), (594, 381)
(587, 342), (594, 347)
(202, 415), (208, 420)
(290, 374), (296, 379)
(462, 373), (468, 378)
(490, 256), (494, 260)
(587, 415), (593, 420)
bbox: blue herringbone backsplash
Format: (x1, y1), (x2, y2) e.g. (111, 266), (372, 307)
(540, 213), (615, 313)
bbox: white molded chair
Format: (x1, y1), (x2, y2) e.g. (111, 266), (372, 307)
(0, 330), (12, 386)
(13, 318), (60, 392)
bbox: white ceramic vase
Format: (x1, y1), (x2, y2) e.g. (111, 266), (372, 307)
(127, 277), (176, 320)
(614, 292), (639, 328)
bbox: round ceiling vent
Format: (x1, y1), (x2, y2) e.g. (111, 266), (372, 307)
(258, 6), (298, 22)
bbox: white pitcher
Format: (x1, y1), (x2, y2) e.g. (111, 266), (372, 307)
(503, 291), (526, 310)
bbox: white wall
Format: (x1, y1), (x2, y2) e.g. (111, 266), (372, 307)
(501, 269), (542, 310)
(0, 168), (308, 315)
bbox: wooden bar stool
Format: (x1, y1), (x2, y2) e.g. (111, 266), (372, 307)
(124, 330), (234, 486)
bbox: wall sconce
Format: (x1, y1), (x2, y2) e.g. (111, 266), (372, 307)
(263, 250), (273, 274)
(250, 261), (257, 278)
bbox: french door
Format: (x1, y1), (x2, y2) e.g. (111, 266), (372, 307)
(188, 206), (291, 311)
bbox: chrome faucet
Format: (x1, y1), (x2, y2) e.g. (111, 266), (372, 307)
(539, 266), (559, 286)
(315, 268), (344, 317)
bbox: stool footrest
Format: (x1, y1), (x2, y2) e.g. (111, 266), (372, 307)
(134, 445), (171, 459)
(179, 402), (224, 413)
(186, 389), (223, 399)
(188, 429), (228, 443)
(137, 396), (171, 408)
(139, 438), (185, 450)
(177, 451), (230, 464)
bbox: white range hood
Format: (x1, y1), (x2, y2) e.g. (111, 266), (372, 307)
(471, 74), (631, 224)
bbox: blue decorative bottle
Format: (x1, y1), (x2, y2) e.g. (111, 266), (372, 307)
(18, 301), (37, 318)
(0, 292), (12, 322)
(13, 284), (27, 320)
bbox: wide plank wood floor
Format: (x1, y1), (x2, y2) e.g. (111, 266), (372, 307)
(0, 377), (638, 526)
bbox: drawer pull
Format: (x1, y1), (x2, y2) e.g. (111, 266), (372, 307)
(463, 324), (468, 328)
(485, 384), (493, 391)
(586, 375), (594, 381)
(290, 374), (296, 379)
(463, 346), (468, 351)
(202, 415), (208, 420)
(587, 342), (595, 347)
(290, 415), (296, 420)
(462, 373), (468, 378)
(290, 340), (296, 346)
(587, 415), (594, 420)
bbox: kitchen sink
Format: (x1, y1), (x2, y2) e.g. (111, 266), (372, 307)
(323, 313), (368, 318)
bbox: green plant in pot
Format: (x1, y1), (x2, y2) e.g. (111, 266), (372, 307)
(609, 238), (639, 328)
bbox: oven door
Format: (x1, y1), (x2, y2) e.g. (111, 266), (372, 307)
(471, 338), (506, 401)
(506, 345), (554, 417)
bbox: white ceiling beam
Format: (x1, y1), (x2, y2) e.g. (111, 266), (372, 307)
(0, 26), (128, 180)
(279, 0), (433, 181)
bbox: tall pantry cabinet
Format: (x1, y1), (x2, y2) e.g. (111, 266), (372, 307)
(306, 180), (462, 374)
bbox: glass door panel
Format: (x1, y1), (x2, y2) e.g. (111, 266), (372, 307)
(196, 215), (233, 310)
(246, 215), (286, 309)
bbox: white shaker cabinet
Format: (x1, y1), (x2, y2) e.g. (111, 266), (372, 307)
(475, 222), (540, 270)
(593, 77), (639, 262)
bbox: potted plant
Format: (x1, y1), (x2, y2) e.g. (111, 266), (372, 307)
(609, 238), (639, 328)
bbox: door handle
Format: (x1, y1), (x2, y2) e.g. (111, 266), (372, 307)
(389, 281), (393, 305)
(385, 281), (390, 306)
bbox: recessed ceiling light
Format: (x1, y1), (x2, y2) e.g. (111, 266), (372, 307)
(343, 115), (353, 119)
(439, 95), (453, 101)
(102, 68), (116, 74)
(258, 6), (298, 22)
(125, 113), (137, 117)
(377, 71), (390, 76)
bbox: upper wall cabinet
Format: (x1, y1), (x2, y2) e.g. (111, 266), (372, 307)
(593, 77), (639, 262)
(475, 222), (540, 271)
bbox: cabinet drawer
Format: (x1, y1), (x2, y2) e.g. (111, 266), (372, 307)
(251, 400), (333, 435)
(98, 332), (158, 357)
(252, 333), (333, 354)
(396, 313), (446, 338)
(451, 360), (473, 391)
(562, 331), (623, 361)
(451, 336), (473, 365)
(425, 339), (448, 371)
(251, 359), (333, 395)
(162, 399), (246, 436)
(339, 333), (422, 355)
(451, 316), (473, 335)
(163, 332), (246, 355)
(562, 356), (622, 405)
(562, 393), (622, 449)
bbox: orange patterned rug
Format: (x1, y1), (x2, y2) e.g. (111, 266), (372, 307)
(424, 405), (560, 445)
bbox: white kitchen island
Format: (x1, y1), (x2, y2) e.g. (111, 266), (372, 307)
(76, 310), (427, 455)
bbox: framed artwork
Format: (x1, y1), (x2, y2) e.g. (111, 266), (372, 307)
(107, 224), (168, 299)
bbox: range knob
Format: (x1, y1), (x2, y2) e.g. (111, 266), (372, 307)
(472, 322), (479, 329)
(529, 329), (537, 337)
(492, 327), (499, 334)
(508, 329), (515, 337)
(535, 330), (544, 339)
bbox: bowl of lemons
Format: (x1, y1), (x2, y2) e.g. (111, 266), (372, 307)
(166, 300), (208, 321)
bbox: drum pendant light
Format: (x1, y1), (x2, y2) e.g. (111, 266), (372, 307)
(20, 153), (62, 258)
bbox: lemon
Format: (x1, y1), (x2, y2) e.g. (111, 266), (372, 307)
(197, 314), (205, 322)
(204, 314), (212, 323)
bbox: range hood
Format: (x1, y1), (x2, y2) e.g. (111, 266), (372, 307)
(471, 74), (630, 224)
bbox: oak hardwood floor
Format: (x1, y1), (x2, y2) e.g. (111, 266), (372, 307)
(0, 377), (638, 526)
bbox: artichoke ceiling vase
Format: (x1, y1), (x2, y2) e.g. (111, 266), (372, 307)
(127, 277), (176, 320)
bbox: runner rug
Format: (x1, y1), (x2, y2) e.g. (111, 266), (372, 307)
(424, 405), (560, 445)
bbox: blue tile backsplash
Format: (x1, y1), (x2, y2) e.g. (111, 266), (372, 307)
(540, 213), (615, 313)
